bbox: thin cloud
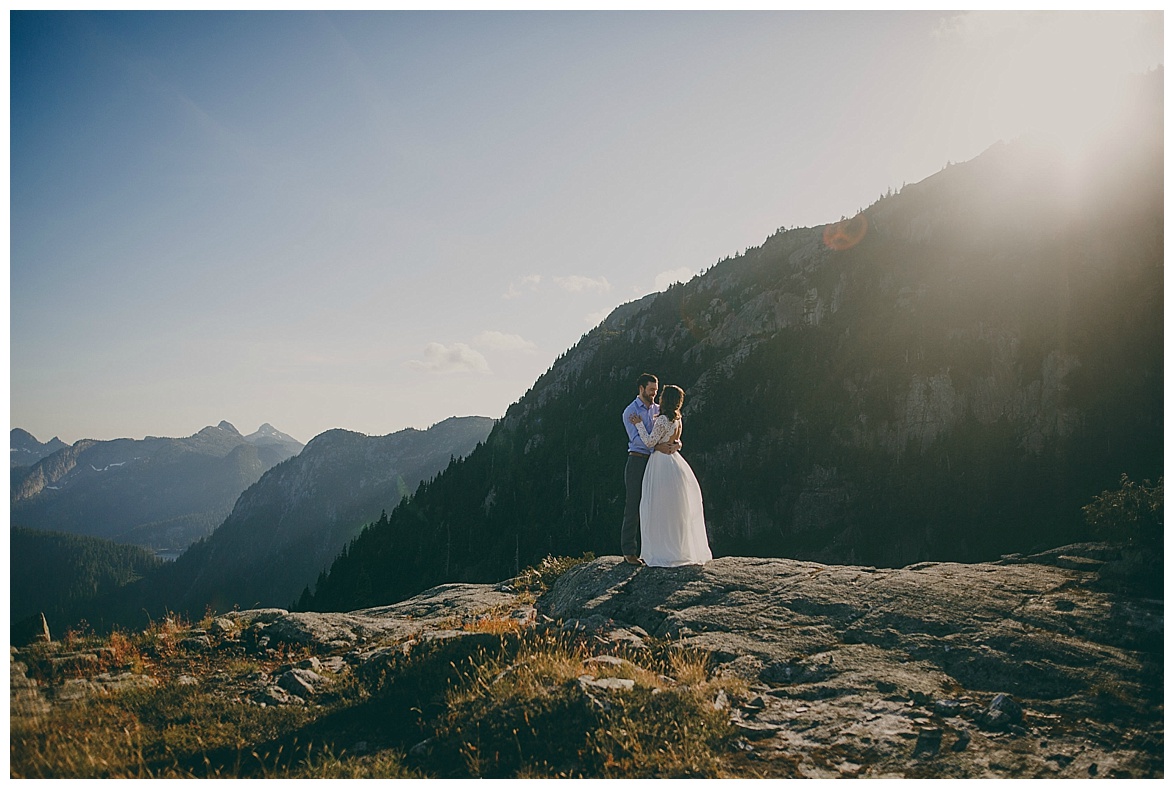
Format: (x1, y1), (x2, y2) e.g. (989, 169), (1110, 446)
(406, 342), (490, 375)
(474, 330), (537, 353)
(503, 274), (543, 299)
(932, 10), (1027, 41)
(554, 275), (611, 294)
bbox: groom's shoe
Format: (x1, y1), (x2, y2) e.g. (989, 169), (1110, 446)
(624, 555), (646, 566)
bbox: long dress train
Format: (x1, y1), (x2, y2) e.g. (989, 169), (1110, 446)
(634, 415), (712, 567)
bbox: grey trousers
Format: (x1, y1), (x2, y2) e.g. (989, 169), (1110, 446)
(621, 453), (650, 556)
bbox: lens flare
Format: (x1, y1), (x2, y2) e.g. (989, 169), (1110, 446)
(822, 214), (868, 251)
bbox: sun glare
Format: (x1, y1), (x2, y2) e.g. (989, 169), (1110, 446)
(1009, 27), (1132, 154)
(949, 12), (1159, 161)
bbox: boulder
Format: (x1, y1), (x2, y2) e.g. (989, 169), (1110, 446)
(209, 617), (237, 637)
(277, 668), (323, 698)
(253, 584), (519, 653)
(353, 583), (517, 623)
(179, 636), (211, 652)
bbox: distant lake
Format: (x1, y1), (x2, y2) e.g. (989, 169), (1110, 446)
(154, 549), (183, 562)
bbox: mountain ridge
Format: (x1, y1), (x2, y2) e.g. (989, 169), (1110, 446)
(10, 421), (305, 551)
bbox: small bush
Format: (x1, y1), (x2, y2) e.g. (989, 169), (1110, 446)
(509, 553), (596, 595)
(1083, 474), (1163, 547)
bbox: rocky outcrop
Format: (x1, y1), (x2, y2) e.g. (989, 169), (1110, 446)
(10, 582), (528, 719)
(14, 545), (1160, 777)
(234, 583), (519, 655)
(536, 545), (1162, 777)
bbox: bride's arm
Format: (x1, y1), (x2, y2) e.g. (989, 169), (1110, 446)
(631, 415), (673, 448)
(628, 414), (681, 453)
(631, 417), (656, 448)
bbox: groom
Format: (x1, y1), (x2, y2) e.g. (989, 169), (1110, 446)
(621, 373), (681, 565)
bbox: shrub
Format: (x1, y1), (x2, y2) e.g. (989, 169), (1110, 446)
(509, 553), (596, 596)
(1082, 474), (1163, 548)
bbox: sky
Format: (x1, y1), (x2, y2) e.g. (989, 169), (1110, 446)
(8, 10), (1164, 445)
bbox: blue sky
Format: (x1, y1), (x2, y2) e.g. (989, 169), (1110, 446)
(9, 10), (1163, 444)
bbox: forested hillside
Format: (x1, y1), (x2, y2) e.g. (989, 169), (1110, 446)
(11, 527), (162, 644)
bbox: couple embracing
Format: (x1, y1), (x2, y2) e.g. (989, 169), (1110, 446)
(620, 373), (712, 567)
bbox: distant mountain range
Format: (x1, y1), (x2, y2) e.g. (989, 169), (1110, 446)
(65, 416), (494, 629)
(161, 415), (495, 613)
(10, 422), (304, 552)
(305, 70), (1163, 613)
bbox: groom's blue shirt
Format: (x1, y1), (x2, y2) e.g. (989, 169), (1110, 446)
(623, 397), (659, 455)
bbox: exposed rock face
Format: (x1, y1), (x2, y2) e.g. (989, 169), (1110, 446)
(537, 546), (1162, 778)
(242, 423), (302, 456)
(10, 440), (99, 503)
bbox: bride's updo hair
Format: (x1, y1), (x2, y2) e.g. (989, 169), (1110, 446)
(659, 385), (684, 421)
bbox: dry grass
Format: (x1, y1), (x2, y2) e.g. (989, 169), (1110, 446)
(12, 563), (756, 781)
(11, 684), (318, 778)
(427, 632), (748, 778)
(12, 627), (750, 779)
(9, 674), (398, 779)
(459, 614), (529, 636)
(10, 620), (369, 779)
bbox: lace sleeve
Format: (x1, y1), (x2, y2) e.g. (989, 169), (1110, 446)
(635, 415), (674, 448)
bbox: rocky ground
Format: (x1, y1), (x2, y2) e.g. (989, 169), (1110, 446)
(539, 543), (1163, 778)
(11, 584), (524, 721)
(11, 543), (1163, 778)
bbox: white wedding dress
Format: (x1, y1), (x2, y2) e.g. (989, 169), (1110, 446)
(634, 415), (712, 567)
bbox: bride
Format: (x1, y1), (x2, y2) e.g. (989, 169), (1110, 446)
(628, 385), (712, 567)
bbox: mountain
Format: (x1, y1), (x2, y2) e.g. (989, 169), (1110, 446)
(244, 423), (303, 457)
(10, 428), (69, 467)
(10, 526), (163, 644)
(305, 70), (1162, 613)
(93, 416), (493, 624)
(10, 421), (304, 552)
